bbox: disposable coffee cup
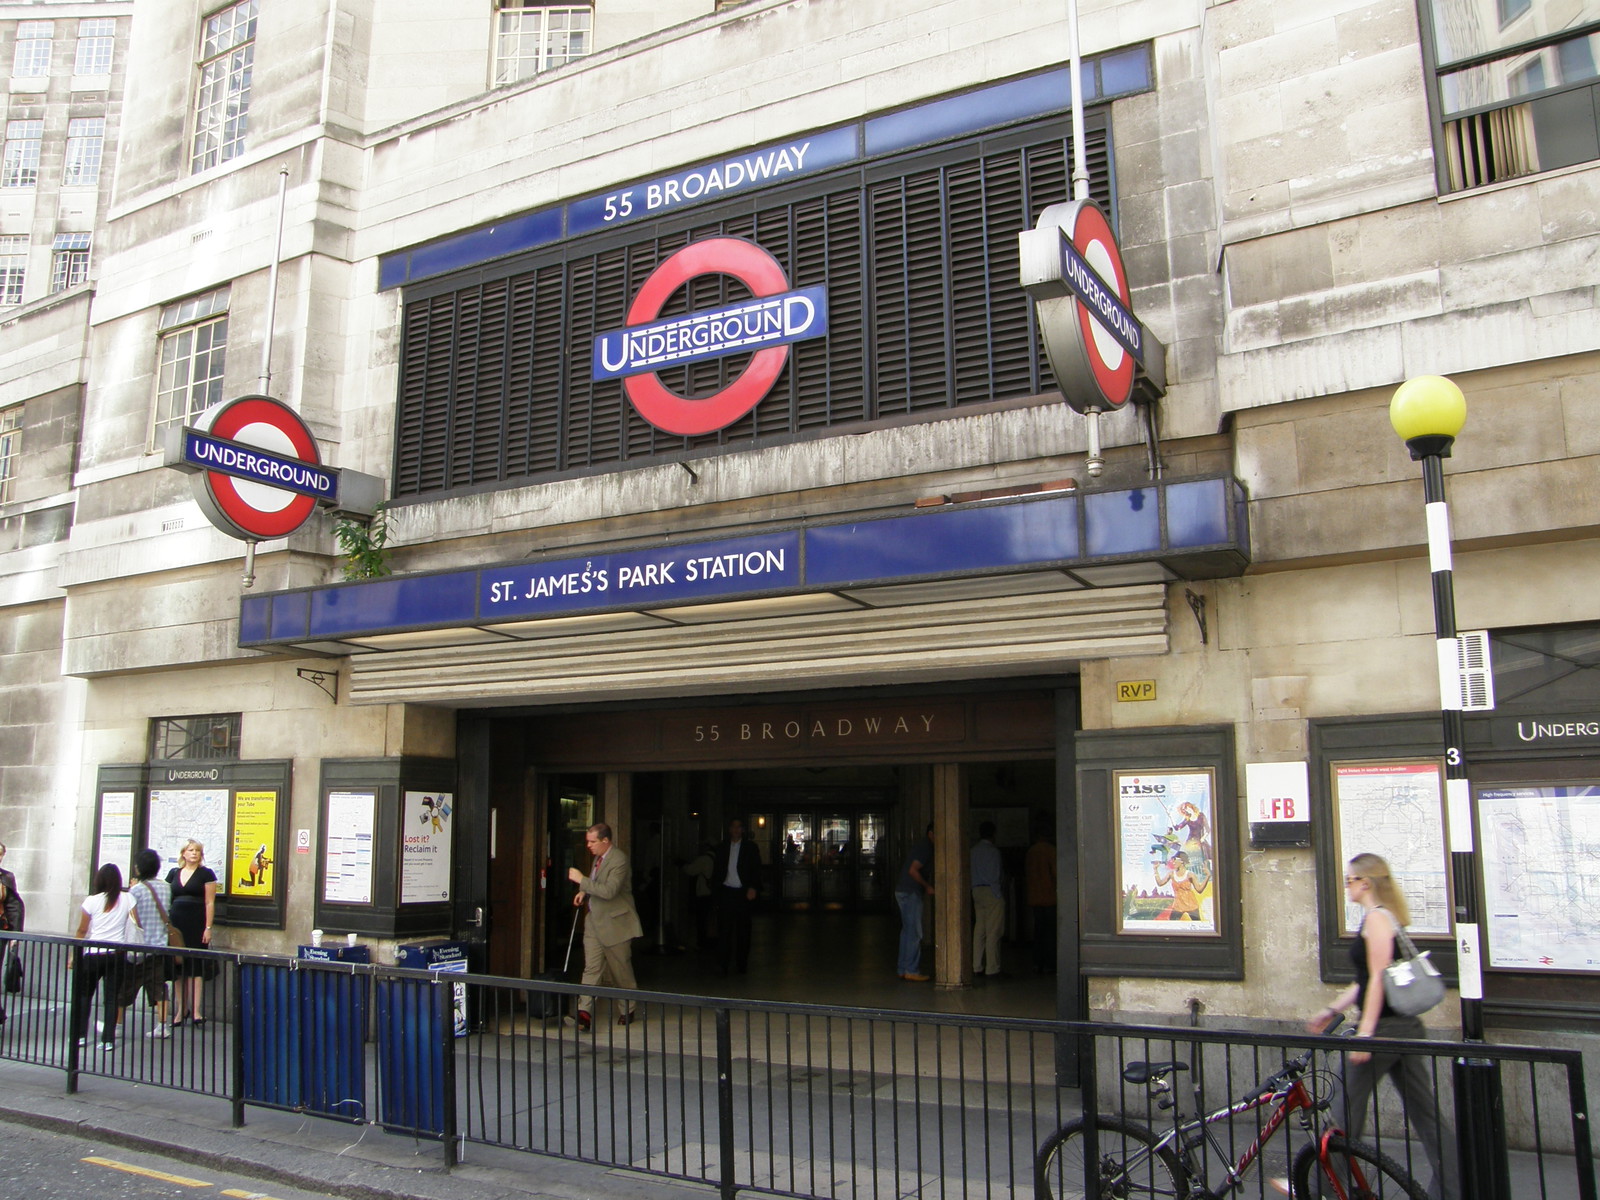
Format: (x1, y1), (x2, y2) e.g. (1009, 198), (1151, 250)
(311, 928), (323, 947)
(346, 932), (358, 948)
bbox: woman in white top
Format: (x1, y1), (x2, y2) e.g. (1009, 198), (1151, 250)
(71, 863), (139, 1049)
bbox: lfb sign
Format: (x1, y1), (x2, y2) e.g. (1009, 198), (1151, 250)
(592, 237), (828, 436)
(164, 394), (380, 541)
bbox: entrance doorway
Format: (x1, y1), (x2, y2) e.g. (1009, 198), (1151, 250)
(767, 797), (889, 912)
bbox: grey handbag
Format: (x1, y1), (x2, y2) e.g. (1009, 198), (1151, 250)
(1383, 922), (1446, 1016)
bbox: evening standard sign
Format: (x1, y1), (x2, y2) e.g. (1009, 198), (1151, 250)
(481, 532), (801, 619)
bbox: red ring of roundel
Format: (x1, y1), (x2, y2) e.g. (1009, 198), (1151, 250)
(1070, 204), (1135, 409)
(620, 237), (793, 437)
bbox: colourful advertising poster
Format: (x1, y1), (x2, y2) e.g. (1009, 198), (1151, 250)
(1115, 768), (1218, 935)
(400, 790), (454, 904)
(230, 791), (277, 898)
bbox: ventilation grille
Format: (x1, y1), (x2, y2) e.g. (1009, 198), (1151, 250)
(393, 120), (1112, 499)
(1459, 629), (1494, 711)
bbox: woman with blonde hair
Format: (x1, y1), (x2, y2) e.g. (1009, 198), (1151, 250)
(1295, 854), (1458, 1199)
(165, 839), (218, 1026)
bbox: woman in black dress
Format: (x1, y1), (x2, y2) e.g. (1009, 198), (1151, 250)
(166, 839), (217, 1025)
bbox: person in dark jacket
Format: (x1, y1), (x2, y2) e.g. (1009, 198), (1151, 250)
(711, 818), (762, 974)
(0, 842), (23, 1022)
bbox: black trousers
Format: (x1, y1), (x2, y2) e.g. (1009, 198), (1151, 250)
(715, 887), (753, 972)
(71, 951), (124, 1044)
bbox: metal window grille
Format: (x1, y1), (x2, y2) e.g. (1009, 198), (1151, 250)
(74, 17), (117, 75)
(191, 0), (258, 173)
(0, 235), (26, 305)
(393, 120), (1111, 498)
(152, 287), (231, 443)
(63, 117), (105, 187)
(148, 713), (242, 761)
(1, 121), (43, 189)
(11, 20), (52, 77)
(494, 3), (592, 85)
(0, 406), (20, 504)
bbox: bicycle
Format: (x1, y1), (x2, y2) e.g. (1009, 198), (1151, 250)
(1035, 1016), (1428, 1199)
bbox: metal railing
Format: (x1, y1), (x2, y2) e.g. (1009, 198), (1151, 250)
(1, 931), (1592, 1200)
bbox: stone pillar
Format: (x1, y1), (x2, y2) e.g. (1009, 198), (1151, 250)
(931, 762), (971, 988)
(603, 771), (633, 851)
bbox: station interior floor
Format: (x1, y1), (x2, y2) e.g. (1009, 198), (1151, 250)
(622, 909), (1061, 1019)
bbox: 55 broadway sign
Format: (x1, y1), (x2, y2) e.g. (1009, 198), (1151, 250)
(591, 238), (828, 436)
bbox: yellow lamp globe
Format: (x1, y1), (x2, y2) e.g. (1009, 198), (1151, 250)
(1390, 375), (1467, 444)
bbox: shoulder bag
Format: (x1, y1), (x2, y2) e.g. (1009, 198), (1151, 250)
(1381, 917), (1446, 1016)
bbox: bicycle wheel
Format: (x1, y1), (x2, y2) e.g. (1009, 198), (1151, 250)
(1036, 1114), (1187, 1200)
(1291, 1134), (1429, 1200)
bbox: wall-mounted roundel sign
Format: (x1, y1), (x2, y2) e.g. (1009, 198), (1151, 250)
(592, 237), (829, 436)
(177, 395), (335, 541)
(1018, 199), (1149, 415)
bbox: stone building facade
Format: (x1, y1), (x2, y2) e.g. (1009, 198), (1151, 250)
(1, 0), (1598, 1051)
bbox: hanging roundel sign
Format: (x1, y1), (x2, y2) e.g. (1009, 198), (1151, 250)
(591, 237), (829, 436)
(1018, 199), (1147, 414)
(177, 394), (336, 541)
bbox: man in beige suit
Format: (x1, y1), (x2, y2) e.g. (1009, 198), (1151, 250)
(565, 822), (643, 1030)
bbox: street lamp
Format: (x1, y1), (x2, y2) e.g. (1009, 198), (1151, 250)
(1389, 374), (1508, 1200)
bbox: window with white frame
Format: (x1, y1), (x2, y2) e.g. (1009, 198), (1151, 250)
(11, 20), (53, 77)
(62, 117), (105, 186)
(0, 236), (26, 306)
(50, 233), (90, 293)
(153, 287), (230, 442)
(0, 405), (20, 504)
(1, 121), (43, 188)
(493, 2), (591, 86)
(191, 1), (257, 174)
(1423, 0), (1600, 191)
(74, 16), (117, 76)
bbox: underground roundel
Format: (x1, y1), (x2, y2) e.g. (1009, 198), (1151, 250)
(184, 394), (335, 541)
(591, 238), (829, 436)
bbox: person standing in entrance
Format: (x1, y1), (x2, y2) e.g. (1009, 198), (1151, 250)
(166, 839), (218, 1025)
(712, 817), (761, 974)
(895, 823), (935, 982)
(970, 821), (1004, 980)
(566, 823), (643, 1030)
(1025, 825), (1057, 974)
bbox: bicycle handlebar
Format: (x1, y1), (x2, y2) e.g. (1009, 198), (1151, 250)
(1239, 1013), (1345, 1104)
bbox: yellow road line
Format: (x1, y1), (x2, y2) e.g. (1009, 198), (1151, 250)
(80, 1155), (213, 1187)
(221, 1191), (278, 1199)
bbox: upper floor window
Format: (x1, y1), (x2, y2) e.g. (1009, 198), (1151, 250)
(153, 287), (230, 443)
(493, 2), (591, 86)
(1, 120), (43, 188)
(11, 20), (53, 77)
(191, 0), (257, 173)
(0, 406), (20, 504)
(1424, 0), (1600, 190)
(0, 236), (25, 306)
(74, 16), (117, 75)
(51, 233), (90, 293)
(63, 117), (105, 186)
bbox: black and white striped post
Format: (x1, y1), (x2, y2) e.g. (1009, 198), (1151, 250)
(1389, 374), (1509, 1200)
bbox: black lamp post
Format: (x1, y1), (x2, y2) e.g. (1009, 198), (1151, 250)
(1389, 374), (1508, 1200)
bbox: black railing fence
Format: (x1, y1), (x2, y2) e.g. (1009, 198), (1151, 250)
(0, 931), (1592, 1200)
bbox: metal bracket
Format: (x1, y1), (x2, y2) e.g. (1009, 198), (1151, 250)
(296, 668), (337, 702)
(1185, 588), (1208, 646)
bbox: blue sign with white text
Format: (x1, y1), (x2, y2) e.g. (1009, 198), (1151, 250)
(182, 430), (339, 501)
(480, 531), (802, 619)
(592, 286), (828, 381)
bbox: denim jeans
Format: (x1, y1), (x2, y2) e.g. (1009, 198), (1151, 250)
(896, 889), (924, 976)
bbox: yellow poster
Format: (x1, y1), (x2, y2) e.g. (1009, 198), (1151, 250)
(231, 791), (277, 897)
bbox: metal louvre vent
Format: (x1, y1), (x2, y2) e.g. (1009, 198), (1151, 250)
(394, 119), (1111, 499)
(1459, 629), (1494, 712)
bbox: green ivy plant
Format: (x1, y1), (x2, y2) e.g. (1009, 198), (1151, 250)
(332, 503), (392, 581)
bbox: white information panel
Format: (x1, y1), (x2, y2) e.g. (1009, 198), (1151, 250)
(324, 790), (376, 904)
(1478, 786), (1600, 973)
(400, 790), (453, 904)
(147, 788), (230, 895)
(1332, 761), (1451, 936)
(95, 791), (137, 874)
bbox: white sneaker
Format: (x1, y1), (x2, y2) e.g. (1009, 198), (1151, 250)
(1267, 1178), (1293, 1197)
(146, 1025), (171, 1039)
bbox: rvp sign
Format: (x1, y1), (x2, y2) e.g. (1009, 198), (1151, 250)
(1116, 680), (1157, 702)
